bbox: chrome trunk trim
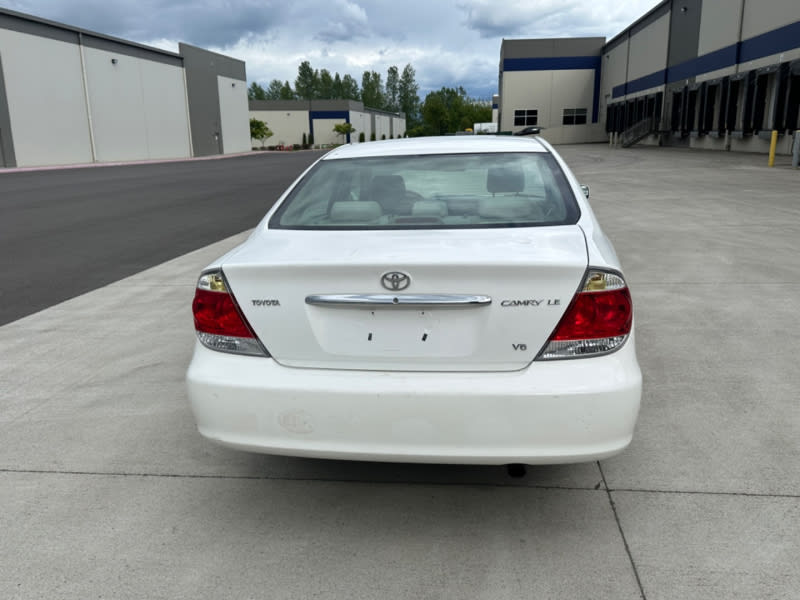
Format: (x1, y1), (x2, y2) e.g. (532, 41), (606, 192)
(305, 294), (492, 308)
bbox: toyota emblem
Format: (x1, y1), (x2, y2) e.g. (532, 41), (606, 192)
(381, 271), (411, 291)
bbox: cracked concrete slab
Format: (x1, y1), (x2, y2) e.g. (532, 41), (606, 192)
(611, 490), (800, 600)
(0, 473), (641, 600)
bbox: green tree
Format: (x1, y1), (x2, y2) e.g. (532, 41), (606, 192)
(318, 69), (334, 99)
(420, 88), (455, 135)
(398, 64), (420, 126)
(333, 122), (356, 143)
(295, 60), (319, 100)
(385, 65), (399, 112)
(341, 74), (360, 100)
(361, 70), (384, 109)
(248, 82), (267, 101)
(418, 86), (491, 136)
(332, 73), (343, 99)
(249, 118), (273, 147)
(279, 80), (296, 100)
(265, 79), (284, 100)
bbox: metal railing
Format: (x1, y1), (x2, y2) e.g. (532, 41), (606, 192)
(620, 117), (655, 148)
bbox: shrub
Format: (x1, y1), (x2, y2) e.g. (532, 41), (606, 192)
(370, 132), (376, 141)
(381, 134), (386, 140)
(359, 132), (366, 143)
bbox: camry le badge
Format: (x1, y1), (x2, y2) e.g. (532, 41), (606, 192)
(381, 271), (411, 291)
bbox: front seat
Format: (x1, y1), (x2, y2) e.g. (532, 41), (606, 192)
(368, 175), (414, 215)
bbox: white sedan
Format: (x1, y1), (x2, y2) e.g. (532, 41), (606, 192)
(186, 136), (641, 465)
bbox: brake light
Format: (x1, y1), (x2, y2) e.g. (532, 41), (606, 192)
(537, 270), (632, 360)
(192, 271), (268, 356)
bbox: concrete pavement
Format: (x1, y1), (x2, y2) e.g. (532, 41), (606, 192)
(1, 145), (798, 599)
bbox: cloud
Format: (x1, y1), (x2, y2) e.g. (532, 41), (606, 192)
(314, 0), (368, 43)
(4, 0), (663, 100)
(5, 0), (286, 47)
(459, 0), (584, 38)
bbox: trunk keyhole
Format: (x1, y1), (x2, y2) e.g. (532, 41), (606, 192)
(368, 333), (373, 341)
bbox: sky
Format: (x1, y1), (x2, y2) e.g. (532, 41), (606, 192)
(4, 0), (663, 99)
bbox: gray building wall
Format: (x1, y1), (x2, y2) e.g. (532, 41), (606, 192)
(667, 0), (703, 71)
(499, 37), (605, 143)
(0, 11), (93, 167)
(180, 43), (247, 157)
(248, 99), (405, 147)
(0, 7), (197, 167)
(602, 0), (800, 154)
(82, 41), (190, 162)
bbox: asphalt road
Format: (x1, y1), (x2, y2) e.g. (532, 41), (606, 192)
(0, 151), (323, 325)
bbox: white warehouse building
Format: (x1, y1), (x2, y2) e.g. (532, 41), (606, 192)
(249, 99), (406, 147)
(498, 0), (800, 155)
(0, 7), (250, 168)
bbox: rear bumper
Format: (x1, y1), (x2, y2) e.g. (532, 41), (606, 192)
(186, 338), (642, 465)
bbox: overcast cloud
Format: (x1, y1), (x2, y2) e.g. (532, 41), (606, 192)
(4, 0), (661, 99)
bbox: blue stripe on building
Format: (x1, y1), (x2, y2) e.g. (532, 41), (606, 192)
(309, 110), (351, 143)
(503, 56), (602, 72)
(503, 56), (602, 123)
(612, 20), (800, 99)
(740, 19), (800, 63)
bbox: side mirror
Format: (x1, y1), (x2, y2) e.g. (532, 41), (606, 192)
(580, 184), (590, 198)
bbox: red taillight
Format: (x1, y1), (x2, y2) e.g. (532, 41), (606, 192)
(550, 287), (632, 341)
(192, 288), (254, 338)
(538, 270), (633, 360)
(192, 271), (267, 356)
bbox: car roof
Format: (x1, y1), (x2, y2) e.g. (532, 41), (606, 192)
(321, 135), (548, 160)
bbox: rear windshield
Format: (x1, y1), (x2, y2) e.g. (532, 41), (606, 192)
(269, 152), (580, 230)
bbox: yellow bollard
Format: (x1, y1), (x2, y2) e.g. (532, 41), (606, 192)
(768, 130), (778, 167)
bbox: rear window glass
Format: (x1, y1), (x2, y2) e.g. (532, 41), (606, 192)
(269, 152), (580, 230)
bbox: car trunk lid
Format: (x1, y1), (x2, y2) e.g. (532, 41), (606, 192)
(222, 226), (587, 371)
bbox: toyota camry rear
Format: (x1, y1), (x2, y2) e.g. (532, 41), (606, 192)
(186, 136), (641, 464)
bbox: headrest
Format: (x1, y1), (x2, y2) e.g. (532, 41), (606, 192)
(486, 166), (524, 194)
(329, 201), (383, 223)
(369, 175), (406, 198)
(478, 197), (533, 219)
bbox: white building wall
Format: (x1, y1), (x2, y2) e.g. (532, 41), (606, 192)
(373, 114), (391, 140)
(392, 116), (406, 137)
(501, 70), (552, 131)
(741, 0), (799, 39)
(314, 118), (346, 145)
(83, 47), (191, 162)
(0, 28), (93, 166)
(350, 111), (371, 142)
(503, 68), (603, 143)
(83, 47), (147, 161)
(550, 69), (596, 124)
(628, 14), (669, 81)
(699, 0), (744, 55)
(139, 60), (192, 160)
(217, 75), (250, 154)
(249, 109), (307, 147)
(600, 39), (629, 102)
